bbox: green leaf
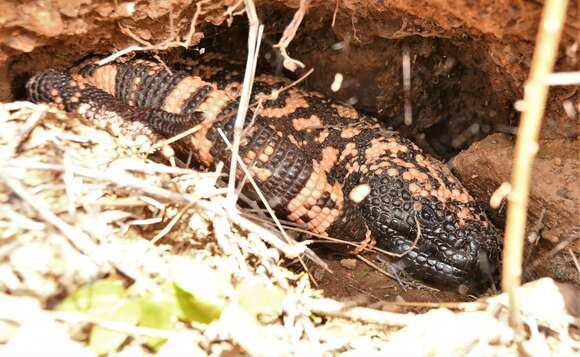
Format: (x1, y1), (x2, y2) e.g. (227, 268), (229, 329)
(137, 295), (175, 350)
(58, 279), (126, 314)
(173, 283), (223, 324)
(237, 279), (285, 319)
(57, 279), (142, 355)
(170, 261), (228, 324)
(89, 300), (141, 355)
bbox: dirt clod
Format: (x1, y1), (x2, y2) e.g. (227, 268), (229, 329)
(340, 258), (358, 270)
(451, 133), (579, 284)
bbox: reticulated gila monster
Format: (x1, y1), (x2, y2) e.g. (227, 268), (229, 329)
(26, 55), (501, 288)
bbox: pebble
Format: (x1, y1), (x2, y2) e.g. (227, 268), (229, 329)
(340, 258), (357, 270)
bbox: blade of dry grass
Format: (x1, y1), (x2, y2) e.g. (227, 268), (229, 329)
(226, 0), (263, 205)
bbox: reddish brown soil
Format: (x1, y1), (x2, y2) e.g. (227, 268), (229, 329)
(0, 0), (578, 299)
(306, 255), (485, 306)
(452, 133), (579, 284)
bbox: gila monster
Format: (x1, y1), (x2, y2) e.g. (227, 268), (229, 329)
(26, 55), (501, 288)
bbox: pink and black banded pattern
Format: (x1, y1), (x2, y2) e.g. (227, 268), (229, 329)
(27, 56), (501, 288)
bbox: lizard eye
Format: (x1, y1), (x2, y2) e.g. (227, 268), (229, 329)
(418, 205), (437, 225)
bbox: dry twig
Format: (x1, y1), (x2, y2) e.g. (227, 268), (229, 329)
(402, 45), (413, 126)
(545, 71), (580, 85)
(332, 0), (340, 28)
(502, 0), (569, 336)
(303, 297), (419, 326)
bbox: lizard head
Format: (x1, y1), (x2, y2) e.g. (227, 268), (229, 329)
(357, 138), (502, 289)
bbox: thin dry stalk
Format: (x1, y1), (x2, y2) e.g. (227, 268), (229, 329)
(402, 45), (413, 126)
(356, 254), (403, 285)
(303, 297), (419, 326)
(273, 0), (309, 71)
(244, 209), (421, 259)
(356, 254), (436, 292)
(152, 123), (202, 150)
(150, 204), (191, 244)
(502, 0), (569, 335)
(226, 0), (263, 204)
(331, 0), (340, 28)
(388, 301), (485, 310)
(256, 68), (314, 103)
(184, 0), (210, 48)
(545, 71), (580, 85)
(128, 217), (163, 226)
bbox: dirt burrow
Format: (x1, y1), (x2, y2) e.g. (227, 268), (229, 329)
(0, 0), (578, 293)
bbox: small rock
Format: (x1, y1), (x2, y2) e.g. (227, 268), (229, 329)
(340, 258), (357, 270)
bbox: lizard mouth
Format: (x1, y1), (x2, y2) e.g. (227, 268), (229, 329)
(377, 231), (500, 288)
